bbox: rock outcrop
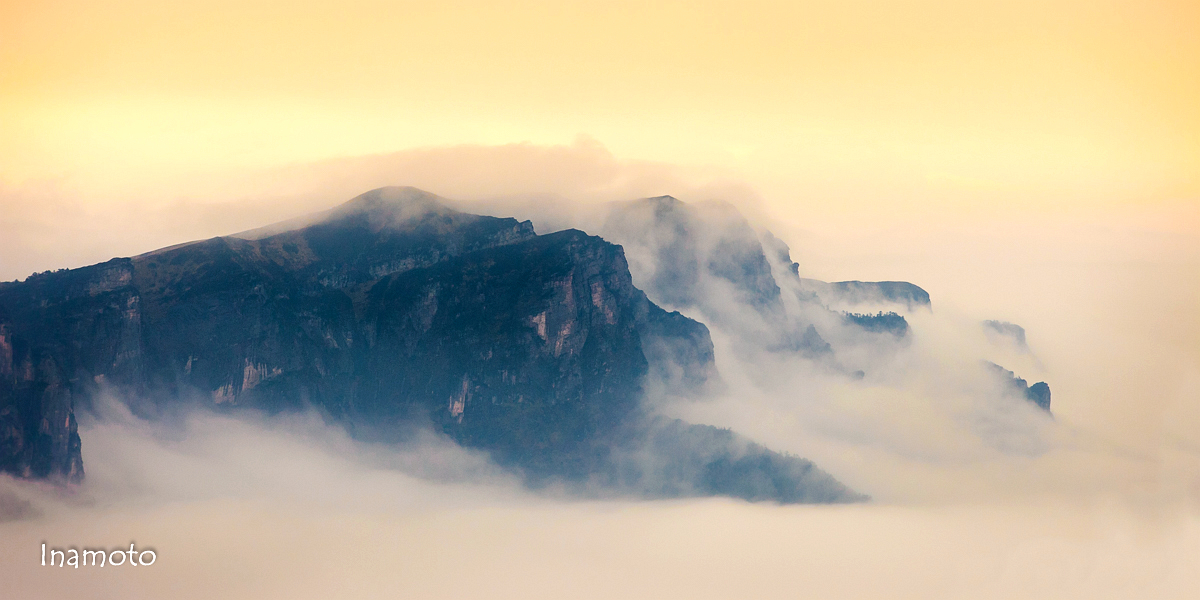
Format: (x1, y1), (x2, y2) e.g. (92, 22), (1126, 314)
(984, 320), (1031, 353)
(843, 311), (909, 337)
(602, 196), (784, 314)
(797, 279), (931, 311)
(600, 196), (833, 356)
(986, 362), (1052, 412)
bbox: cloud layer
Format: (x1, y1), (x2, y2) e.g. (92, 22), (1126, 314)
(1, 140), (1197, 598)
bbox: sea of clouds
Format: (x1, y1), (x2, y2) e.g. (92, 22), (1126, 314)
(2, 140), (1198, 599)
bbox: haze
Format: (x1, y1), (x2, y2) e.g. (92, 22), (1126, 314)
(1, 1), (1198, 598)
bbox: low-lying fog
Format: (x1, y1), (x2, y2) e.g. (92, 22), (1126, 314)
(2, 142), (1197, 599)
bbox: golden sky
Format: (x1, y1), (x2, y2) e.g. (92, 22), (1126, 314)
(4, 0), (1195, 460)
(2, 8), (1200, 598)
(2, 0), (1197, 216)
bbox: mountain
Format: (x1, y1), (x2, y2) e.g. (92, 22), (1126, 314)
(600, 197), (934, 358)
(986, 362), (1052, 412)
(984, 320), (1030, 352)
(601, 196), (784, 315)
(600, 196), (1052, 416)
(600, 196), (833, 356)
(0, 187), (860, 502)
(0, 313), (84, 482)
(797, 279), (931, 311)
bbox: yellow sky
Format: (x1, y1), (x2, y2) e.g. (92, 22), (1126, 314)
(2, 10), (1200, 598)
(1, 0), (1198, 218)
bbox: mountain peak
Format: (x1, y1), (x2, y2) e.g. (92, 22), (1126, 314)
(644, 194), (680, 203)
(231, 186), (456, 241)
(340, 185), (443, 208)
(640, 195), (684, 214)
(328, 186), (458, 229)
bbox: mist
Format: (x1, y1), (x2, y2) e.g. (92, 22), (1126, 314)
(0, 138), (758, 283)
(1, 140), (1198, 598)
(2, 393), (1198, 600)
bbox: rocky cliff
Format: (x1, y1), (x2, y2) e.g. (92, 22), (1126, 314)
(600, 196), (834, 356)
(0, 187), (858, 502)
(986, 362), (1052, 412)
(599, 195), (1052, 417)
(0, 258), (139, 483)
(600, 196), (937, 359)
(796, 279), (931, 311)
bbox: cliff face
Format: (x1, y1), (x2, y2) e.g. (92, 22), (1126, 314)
(353, 228), (658, 477)
(0, 187), (859, 502)
(797, 279), (932, 311)
(600, 196), (833, 357)
(599, 196), (1054, 423)
(599, 196), (938, 362)
(986, 362), (1052, 412)
(602, 196), (784, 314)
(0, 259), (133, 482)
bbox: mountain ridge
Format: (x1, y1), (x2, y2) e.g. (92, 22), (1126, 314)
(0, 186), (862, 503)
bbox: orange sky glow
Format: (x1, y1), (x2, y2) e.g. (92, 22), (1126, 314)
(1, 0), (1196, 222)
(2, 5), (1200, 600)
